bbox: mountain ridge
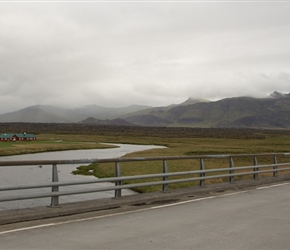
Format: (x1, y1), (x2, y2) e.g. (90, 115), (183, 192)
(0, 91), (289, 129)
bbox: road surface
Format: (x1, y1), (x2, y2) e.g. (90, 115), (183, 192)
(1, 182), (290, 250)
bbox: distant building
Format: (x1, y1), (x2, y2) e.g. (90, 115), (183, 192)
(0, 133), (36, 142)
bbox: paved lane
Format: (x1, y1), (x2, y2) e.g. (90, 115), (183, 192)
(1, 182), (290, 250)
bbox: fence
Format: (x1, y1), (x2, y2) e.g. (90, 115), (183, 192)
(1, 153), (290, 207)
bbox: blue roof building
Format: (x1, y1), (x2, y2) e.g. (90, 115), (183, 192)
(0, 133), (36, 141)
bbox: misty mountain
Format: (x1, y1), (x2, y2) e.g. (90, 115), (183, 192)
(0, 104), (150, 123)
(269, 91), (290, 99)
(0, 105), (75, 123)
(73, 104), (151, 120)
(0, 98), (204, 123)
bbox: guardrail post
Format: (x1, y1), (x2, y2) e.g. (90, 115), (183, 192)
(115, 162), (122, 198)
(253, 156), (258, 180)
(50, 164), (59, 207)
(273, 155), (278, 177)
(200, 158), (205, 187)
(162, 160), (168, 192)
(229, 157), (234, 183)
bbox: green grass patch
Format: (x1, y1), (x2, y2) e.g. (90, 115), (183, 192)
(72, 165), (99, 176)
(0, 134), (116, 156)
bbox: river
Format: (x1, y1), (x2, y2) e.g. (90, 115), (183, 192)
(0, 144), (165, 211)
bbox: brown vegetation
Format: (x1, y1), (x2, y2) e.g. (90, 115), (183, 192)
(1, 122), (284, 139)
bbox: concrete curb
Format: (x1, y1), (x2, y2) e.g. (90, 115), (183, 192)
(1, 174), (290, 225)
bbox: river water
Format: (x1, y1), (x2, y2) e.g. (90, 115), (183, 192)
(0, 144), (165, 211)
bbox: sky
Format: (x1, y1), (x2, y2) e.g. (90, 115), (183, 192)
(0, 0), (290, 114)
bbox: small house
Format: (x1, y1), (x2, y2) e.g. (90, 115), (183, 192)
(0, 133), (36, 142)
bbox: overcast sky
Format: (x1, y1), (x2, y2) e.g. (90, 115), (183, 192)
(0, 1), (290, 114)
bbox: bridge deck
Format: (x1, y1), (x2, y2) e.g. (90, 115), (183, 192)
(1, 180), (290, 249)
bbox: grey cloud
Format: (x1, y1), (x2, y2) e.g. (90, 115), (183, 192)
(0, 2), (290, 113)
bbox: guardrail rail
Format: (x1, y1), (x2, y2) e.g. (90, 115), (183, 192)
(1, 153), (290, 207)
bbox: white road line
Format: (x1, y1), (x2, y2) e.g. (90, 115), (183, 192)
(256, 182), (290, 190)
(0, 224), (55, 235)
(1, 182), (289, 235)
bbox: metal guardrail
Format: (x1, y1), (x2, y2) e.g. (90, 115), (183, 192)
(1, 153), (290, 207)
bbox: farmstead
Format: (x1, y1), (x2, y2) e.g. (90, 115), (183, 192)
(0, 133), (36, 142)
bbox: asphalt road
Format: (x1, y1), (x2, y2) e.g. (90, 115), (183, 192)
(1, 181), (290, 250)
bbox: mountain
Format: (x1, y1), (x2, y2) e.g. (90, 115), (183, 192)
(269, 91), (290, 99)
(1, 92), (290, 129)
(179, 97), (209, 106)
(124, 92), (290, 128)
(0, 104), (150, 123)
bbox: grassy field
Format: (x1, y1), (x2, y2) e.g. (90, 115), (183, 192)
(89, 135), (290, 193)
(1, 124), (290, 192)
(0, 134), (115, 156)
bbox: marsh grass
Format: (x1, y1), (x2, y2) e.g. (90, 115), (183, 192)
(89, 134), (290, 193)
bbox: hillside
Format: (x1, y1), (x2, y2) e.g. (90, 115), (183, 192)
(124, 92), (290, 129)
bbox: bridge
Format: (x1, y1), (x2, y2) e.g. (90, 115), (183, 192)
(1, 153), (290, 249)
